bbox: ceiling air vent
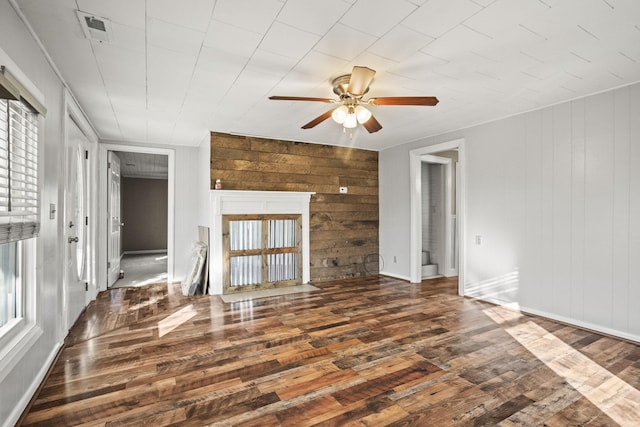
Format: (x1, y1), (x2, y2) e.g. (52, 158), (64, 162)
(76, 10), (113, 43)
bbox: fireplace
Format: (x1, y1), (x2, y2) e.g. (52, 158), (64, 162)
(208, 190), (314, 295)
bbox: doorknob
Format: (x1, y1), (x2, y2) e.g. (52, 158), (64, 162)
(120, 222), (125, 227)
(68, 236), (79, 243)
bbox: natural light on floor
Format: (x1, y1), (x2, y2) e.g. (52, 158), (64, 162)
(126, 272), (169, 287)
(126, 294), (161, 312)
(158, 304), (197, 338)
(465, 269), (520, 308)
(483, 307), (640, 426)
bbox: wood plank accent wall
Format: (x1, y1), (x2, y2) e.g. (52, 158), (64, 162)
(210, 132), (379, 283)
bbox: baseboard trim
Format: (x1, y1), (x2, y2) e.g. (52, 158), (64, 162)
(122, 250), (167, 255)
(466, 294), (640, 345)
(518, 305), (640, 345)
(379, 271), (411, 282)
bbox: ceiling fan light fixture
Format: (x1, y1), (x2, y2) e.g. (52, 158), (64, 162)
(269, 65), (438, 134)
(343, 107), (358, 129)
(355, 105), (371, 124)
(331, 105), (348, 124)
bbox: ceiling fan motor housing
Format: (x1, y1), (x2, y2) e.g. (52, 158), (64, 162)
(332, 74), (369, 100)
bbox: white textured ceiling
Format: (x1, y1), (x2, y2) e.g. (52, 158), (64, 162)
(115, 151), (168, 179)
(15, 0), (640, 151)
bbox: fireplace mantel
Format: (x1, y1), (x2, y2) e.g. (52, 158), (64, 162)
(208, 190), (315, 295)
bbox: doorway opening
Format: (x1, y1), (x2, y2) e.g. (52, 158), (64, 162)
(98, 145), (175, 291)
(110, 151), (169, 288)
(410, 139), (465, 295)
(420, 155), (453, 279)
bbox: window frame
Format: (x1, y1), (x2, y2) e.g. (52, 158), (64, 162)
(0, 55), (44, 382)
(0, 240), (23, 331)
(0, 236), (40, 382)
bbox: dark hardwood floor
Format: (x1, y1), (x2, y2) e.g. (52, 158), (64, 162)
(21, 275), (640, 426)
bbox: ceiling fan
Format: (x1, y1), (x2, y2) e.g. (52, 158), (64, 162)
(269, 66), (438, 133)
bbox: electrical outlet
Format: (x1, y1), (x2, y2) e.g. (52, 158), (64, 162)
(475, 235), (482, 245)
(339, 186), (348, 194)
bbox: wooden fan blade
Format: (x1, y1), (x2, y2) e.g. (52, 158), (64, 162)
(269, 96), (335, 103)
(301, 109), (334, 129)
(347, 66), (376, 96)
(368, 96), (439, 106)
(362, 115), (382, 133)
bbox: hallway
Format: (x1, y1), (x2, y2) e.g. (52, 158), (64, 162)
(110, 253), (168, 288)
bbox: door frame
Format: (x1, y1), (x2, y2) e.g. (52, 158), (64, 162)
(409, 138), (465, 295)
(97, 144), (175, 291)
(62, 90), (98, 335)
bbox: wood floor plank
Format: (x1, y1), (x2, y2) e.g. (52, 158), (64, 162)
(20, 276), (640, 426)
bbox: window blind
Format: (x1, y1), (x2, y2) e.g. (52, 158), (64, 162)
(0, 65), (46, 116)
(0, 98), (39, 244)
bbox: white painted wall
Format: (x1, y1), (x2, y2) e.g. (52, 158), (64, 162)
(172, 145), (200, 281)
(380, 82), (640, 342)
(0, 4), (204, 422)
(196, 133), (211, 228)
(379, 147), (413, 281)
(0, 1), (86, 423)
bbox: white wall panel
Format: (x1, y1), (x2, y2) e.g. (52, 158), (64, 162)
(570, 99), (586, 321)
(465, 120), (523, 304)
(379, 81), (640, 342)
(540, 108), (554, 314)
(612, 87), (630, 332)
(522, 110), (543, 310)
(196, 133), (211, 228)
(629, 83), (640, 336)
(502, 117), (527, 306)
(463, 131), (486, 288)
(379, 147), (411, 279)
(551, 103), (572, 318)
(173, 146), (200, 281)
(583, 92), (614, 327)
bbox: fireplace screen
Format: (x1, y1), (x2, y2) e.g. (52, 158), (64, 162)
(223, 215), (301, 292)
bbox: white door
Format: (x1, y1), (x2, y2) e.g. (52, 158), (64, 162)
(107, 151), (122, 286)
(64, 118), (89, 330)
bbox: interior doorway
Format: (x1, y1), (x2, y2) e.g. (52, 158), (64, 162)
(106, 151), (169, 288)
(420, 155), (453, 279)
(98, 145), (175, 291)
(410, 139), (465, 295)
